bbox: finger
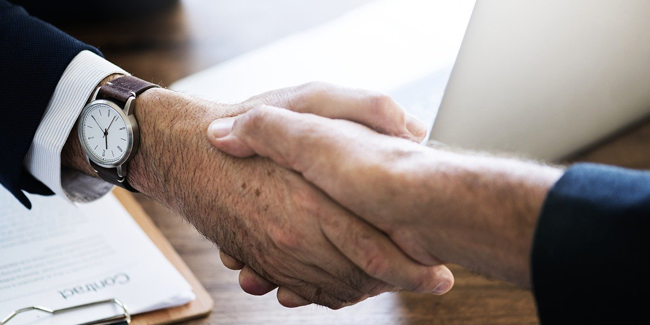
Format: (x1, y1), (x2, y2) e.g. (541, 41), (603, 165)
(209, 116), (256, 158)
(236, 250), (374, 305)
(271, 261), (370, 304)
(289, 83), (427, 142)
(294, 202), (400, 297)
(406, 113), (428, 143)
(253, 240), (376, 304)
(239, 265), (278, 296)
(320, 207), (454, 295)
(277, 287), (311, 308)
(265, 273), (354, 309)
(241, 82), (427, 142)
(208, 105), (375, 167)
(243, 250), (369, 308)
(310, 250), (396, 297)
(281, 280), (355, 310)
(220, 250), (245, 270)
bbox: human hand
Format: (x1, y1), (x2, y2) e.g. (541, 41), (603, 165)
(204, 84), (455, 305)
(209, 83), (456, 307)
(64, 83), (453, 309)
(207, 104), (562, 288)
(207, 103), (441, 271)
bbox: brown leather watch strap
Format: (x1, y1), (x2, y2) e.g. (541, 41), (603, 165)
(98, 75), (159, 104)
(92, 75), (159, 193)
(89, 161), (139, 192)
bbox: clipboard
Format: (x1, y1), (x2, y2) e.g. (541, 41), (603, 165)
(0, 188), (213, 325)
(112, 188), (214, 324)
(1, 189), (213, 325)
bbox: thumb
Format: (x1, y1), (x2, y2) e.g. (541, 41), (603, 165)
(207, 116), (257, 158)
(207, 105), (325, 171)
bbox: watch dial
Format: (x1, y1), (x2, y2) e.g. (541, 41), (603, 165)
(80, 103), (130, 165)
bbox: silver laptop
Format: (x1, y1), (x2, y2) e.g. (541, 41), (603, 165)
(431, 0), (650, 161)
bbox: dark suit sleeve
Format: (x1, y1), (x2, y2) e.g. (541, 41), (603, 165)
(0, 0), (101, 208)
(532, 163), (650, 324)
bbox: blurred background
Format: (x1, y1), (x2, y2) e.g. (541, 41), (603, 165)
(35, 0), (373, 86)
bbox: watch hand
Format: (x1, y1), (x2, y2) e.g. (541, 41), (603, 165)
(105, 132), (108, 150)
(92, 115), (104, 133)
(106, 116), (116, 132)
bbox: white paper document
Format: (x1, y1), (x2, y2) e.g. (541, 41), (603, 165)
(171, 0), (476, 133)
(0, 188), (194, 324)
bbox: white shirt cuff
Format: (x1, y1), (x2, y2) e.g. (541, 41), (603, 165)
(23, 50), (129, 203)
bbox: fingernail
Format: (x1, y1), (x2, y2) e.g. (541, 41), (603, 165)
(432, 281), (452, 295)
(209, 117), (235, 139)
(405, 114), (428, 139)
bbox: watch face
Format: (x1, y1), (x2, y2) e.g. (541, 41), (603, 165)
(78, 101), (132, 166)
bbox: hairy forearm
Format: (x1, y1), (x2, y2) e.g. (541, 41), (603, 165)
(121, 88), (233, 201)
(417, 149), (563, 287)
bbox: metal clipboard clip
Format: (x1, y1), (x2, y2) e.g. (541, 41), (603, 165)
(0, 298), (130, 325)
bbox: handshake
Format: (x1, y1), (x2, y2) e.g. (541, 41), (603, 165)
(64, 82), (562, 309)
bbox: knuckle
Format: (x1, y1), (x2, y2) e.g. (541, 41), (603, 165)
(334, 289), (367, 307)
(332, 286), (365, 305)
(237, 105), (277, 137)
(288, 279), (339, 308)
(407, 267), (443, 293)
(281, 275), (306, 289)
(295, 82), (331, 108)
(368, 93), (393, 114)
(316, 292), (347, 310)
(367, 93), (406, 130)
(362, 279), (390, 296)
(301, 81), (330, 93)
(278, 140), (302, 171)
(339, 265), (382, 296)
(360, 253), (389, 280)
(270, 226), (302, 252)
(291, 183), (321, 215)
(243, 106), (271, 127)
(327, 300), (346, 310)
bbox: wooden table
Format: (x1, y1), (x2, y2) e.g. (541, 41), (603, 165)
(58, 1), (650, 324)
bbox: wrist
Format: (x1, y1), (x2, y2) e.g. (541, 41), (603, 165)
(126, 88), (234, 205)
(417, 150), (563, 286)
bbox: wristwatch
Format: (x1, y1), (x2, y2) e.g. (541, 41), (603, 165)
(77, 75), (159, 192)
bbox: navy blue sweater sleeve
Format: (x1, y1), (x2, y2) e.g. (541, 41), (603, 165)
(532, 163), (650, 323)
(0, 0), (101, 208)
